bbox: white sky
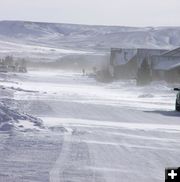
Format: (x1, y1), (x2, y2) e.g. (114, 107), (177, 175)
(0, 0), (180, 26)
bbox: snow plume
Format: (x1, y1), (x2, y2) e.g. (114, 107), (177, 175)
(27, 54), (110, 72)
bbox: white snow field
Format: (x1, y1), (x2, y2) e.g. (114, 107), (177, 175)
(1, 21), (180, 60)
(0, 69), (180, 182)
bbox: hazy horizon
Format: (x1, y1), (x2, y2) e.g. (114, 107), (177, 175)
(0, 0), (180, 27)
(1, 19), (180, 28)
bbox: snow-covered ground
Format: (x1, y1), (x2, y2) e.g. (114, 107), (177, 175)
(0, 39), (94, 61)
(0, 70), (180, 182)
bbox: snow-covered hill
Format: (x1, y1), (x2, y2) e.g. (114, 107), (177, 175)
(0, 20), (180, 60)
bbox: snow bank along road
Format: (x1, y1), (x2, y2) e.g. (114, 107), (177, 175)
(0, 70), (180, 182)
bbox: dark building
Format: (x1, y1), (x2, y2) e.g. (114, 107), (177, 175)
(151, 47), (180, 82)
(109, 48), (167, 79)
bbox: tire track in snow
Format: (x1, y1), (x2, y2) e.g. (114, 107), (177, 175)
(49, 127), (72, 182)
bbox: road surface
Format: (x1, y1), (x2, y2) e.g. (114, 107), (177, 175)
(0, 70), (180, 182)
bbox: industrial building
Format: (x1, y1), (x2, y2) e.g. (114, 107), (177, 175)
(109, 47), (180, 83)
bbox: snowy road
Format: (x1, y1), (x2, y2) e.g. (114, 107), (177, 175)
(0, 70), (180, 182)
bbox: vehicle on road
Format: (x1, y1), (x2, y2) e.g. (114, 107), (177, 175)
(174, 88), (180, 111)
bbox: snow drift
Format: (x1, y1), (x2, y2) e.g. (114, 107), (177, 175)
(0, 100), (43, 131)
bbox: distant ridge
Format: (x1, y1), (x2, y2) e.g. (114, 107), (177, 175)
(0, 20), (180, 61)
(0, 20), (180, 50)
